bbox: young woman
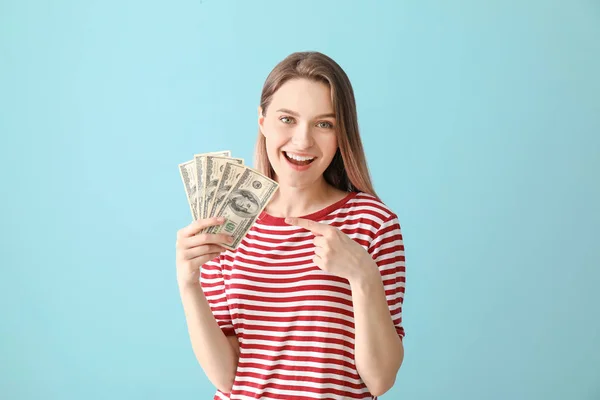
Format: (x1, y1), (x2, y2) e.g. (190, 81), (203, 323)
(176, 51), (406, 399)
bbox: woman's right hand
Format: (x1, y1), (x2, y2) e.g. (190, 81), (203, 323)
(175, 217), (234, 289)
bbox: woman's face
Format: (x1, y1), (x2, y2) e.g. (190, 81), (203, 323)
(258, 78), (338, 189)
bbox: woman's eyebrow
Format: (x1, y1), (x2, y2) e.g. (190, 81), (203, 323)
(276, 108), (336, 119)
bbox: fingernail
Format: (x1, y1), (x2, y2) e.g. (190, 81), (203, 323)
(218, 217), (225, 222)
(285, 217), (292, 224)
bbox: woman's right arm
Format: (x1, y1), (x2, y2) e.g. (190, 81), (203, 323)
(179, 284), (240, 393)
(176, 217), (240, 394)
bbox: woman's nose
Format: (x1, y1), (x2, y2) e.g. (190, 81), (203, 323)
(290, 124), (314, 148)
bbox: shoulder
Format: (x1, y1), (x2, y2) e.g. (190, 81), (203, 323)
(344, 192), (400, 229)
(346, 193), (405, 255)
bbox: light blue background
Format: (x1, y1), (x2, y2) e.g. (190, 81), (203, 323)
(1, 0), (599, 399)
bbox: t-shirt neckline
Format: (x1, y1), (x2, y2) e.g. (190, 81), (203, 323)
(257, 191), (358, 226)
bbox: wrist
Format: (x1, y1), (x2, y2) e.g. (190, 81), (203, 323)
(178, 278), (202, 294)
(348, 258), (380, 288)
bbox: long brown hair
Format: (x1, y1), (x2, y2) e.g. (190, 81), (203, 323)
(254, 51), (377, 197)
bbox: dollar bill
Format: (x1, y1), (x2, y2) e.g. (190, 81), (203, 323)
(205, 161), (246, 223)
(195, 156), (208, 219)
(179, 150), (230, 221)
(193, 151), (232, 220)
(199, 155), (244, 219)
(178, 160), (199, 220)
(206, 166), (279, 250)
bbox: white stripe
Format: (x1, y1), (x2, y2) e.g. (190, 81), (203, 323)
(246, 229), (314, 241)
(241, 309), (355, 324)
(322, 216), (380, 233)
(222, 267), (330, 280)
(222, 259), (312, 272)
(235, 360), (359, 382)
(235, 366), (363, 385)
(234, 378), (369, 396)
(242, 348), (354, 364)
(228, 288), (353, 302)
(227, 394), (255, 400)
(228, 277), (351, 291)
(200, 275), (226, 285)
(236, 319), (355, 336)
(240, 327), (355, 344)
(231, 250), (314, 265)
(242, 338), (352, 353)
(202, 291), (227, 302)
(235, 242), (314, 257)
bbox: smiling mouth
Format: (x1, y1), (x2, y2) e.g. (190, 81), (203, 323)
(283, 151), (316, 166)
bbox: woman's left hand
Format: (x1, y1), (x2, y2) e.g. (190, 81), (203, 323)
(285, 217), (378, 284)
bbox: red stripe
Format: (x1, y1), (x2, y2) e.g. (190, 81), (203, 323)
(235, 352), (357, 372)
(377, 255), (406, 269)
(236, 360), (361, 379)
(228, 294), (354, 307)
(226, 263), (317, 276)
(230, 274), (350, 287)
(241, 323), (354, 338)
(241, 333), (354, 349)
(229, 283), (352, 296)
(240, 343), (355, 360)
(233, 313), (356, 329)
(232, 382), (372, 399)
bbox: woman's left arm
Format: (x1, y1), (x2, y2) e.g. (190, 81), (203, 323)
(350, 263), (404, 397)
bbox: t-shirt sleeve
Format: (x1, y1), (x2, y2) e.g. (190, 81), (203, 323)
(199, 256), (236, 337)
(368, 215), (406, 339)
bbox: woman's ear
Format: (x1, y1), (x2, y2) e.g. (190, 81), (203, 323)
(258, 106), (265, 136)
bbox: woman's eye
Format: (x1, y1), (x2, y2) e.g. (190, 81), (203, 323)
(317, 121), (333, 129)
(280, 116), (294, 124)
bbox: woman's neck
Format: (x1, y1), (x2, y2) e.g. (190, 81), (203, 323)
(265, 178), (348, 218)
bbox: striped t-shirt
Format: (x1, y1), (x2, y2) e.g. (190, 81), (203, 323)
(200, 191), (406, 399)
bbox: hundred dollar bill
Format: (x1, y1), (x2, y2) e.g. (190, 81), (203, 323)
(193, 151), (232, 220)
(178, 160), (199, 220)
(179, 150), (230, 221)
(199, 155), (244, 219)
(205, 161), (246, 224)
(206, 167), (279, 250)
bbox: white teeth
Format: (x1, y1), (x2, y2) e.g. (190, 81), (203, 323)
(285, 152), (315, 162)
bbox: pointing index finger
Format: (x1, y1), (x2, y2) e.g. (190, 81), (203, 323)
(285, 217), (330, 235)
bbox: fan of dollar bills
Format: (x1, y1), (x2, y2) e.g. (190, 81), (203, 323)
(178, 150), (279, 250)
